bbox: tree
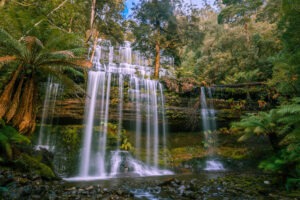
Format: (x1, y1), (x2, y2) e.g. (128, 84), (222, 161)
(131, 0), (180, 78)
(269, 0), (300, 97)
(232, 110), (280, 152)
(232, 98), (300, 188)
(90, 0), (125, 45)
(178, 5), (280, 85)
(0, 0), (90, 35)
(218, 0), (263, 25)
(0, 29), (92, 134)
(0, 0), (125, 44)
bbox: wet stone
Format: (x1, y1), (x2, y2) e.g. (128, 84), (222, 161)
(116, 189), (123, 195)
(22, 185), (32, 195)
(31, 194), (41, 199)
(65, 186), (76, 191)
(78, 188), (84, 193)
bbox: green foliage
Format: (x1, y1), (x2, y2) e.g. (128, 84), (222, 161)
(221, 69), (261, 85)
(232, 110), (278, 140)
(59, 126), (80, 151)
(0, 123), (30, 160)
(94, 1), (125, 44)
(120, 138), (134, 151)
(131, 0), (187, 67)
(218, 0), (263, 24)
(178, 4), (280, 85)
(0, 0), (89, 37)
(269, 0), (300, 97)
(232, 98), (300, 189)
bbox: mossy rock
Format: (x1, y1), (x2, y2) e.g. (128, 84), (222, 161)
(15, 153), (56, 179)
(216, 147), (249, 159)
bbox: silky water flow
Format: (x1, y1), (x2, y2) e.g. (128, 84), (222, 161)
(67, 41), (172, 181)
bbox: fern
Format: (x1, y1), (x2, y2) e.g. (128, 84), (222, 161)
(0, 133), (12, 159)
(0, 125), (30, 160)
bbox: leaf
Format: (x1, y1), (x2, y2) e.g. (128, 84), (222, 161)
(238, 132), (253, 142)
(254, 126), (265, 134)
(0, 133), (11, 159)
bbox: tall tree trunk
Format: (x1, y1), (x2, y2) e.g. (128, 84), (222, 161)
(5, 77), (24, 122)
(154, 41), (160, 79)
(90, 0), (96, 30)
(90, 31), (99, 63)
(18, 78), (35, 134)
(0, 65), (22, 118)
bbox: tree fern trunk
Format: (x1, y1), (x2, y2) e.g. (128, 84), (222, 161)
(12, 79), (30, 128)
(0, 65), (22, 119)
(5, 77), (24, 122)
(18, 78), (35, 134)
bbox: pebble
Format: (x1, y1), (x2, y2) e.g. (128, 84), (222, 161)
(65, 186), (76, 191)
(85, 185), (94, 190)
(264, 180), (270, 185)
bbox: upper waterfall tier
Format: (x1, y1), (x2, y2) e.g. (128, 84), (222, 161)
(89, 40), (174, 78)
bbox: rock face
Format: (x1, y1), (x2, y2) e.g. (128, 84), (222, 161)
(38, 95), (204, 133)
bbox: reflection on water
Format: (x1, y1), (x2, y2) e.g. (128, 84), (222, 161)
(131, 188), (161, 200)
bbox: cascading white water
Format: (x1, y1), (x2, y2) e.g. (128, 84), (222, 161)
(67, 41), (172, 181)
(200, 87), (224, 171)
(159, 84), (168, 166)
(200, 87), (216, 132)
(36, 76), (60, 151)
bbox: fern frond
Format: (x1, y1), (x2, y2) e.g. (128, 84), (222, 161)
(62, 67), (85, 79)
(39, 66), (85, 94)
(0, 29), (25, 58)
(277, 104), (300, 115)
(238, 131), (253, 142)
(280, 129), (300, 146)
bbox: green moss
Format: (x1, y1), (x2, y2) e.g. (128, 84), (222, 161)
(217, 147), (249, 159)
(170, 146), (206, 166)
(16, 154), (56, 179)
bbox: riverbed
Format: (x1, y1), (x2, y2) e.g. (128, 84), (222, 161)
(1, 168), (298, 199)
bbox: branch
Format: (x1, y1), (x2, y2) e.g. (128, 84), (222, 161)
(47, 0), (69, 17)
(212, 82), (266, 88)
(11, 0), (34, 7)
(25, 0), (69, 35)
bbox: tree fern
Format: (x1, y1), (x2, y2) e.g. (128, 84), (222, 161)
(0, 28), (91, 134)
(234, 97), (300, 188)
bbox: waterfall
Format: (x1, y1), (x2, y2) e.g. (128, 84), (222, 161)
(200, 87), (224, 171)
(67, 41), (172, 181)
(36, 76), (60, 151)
